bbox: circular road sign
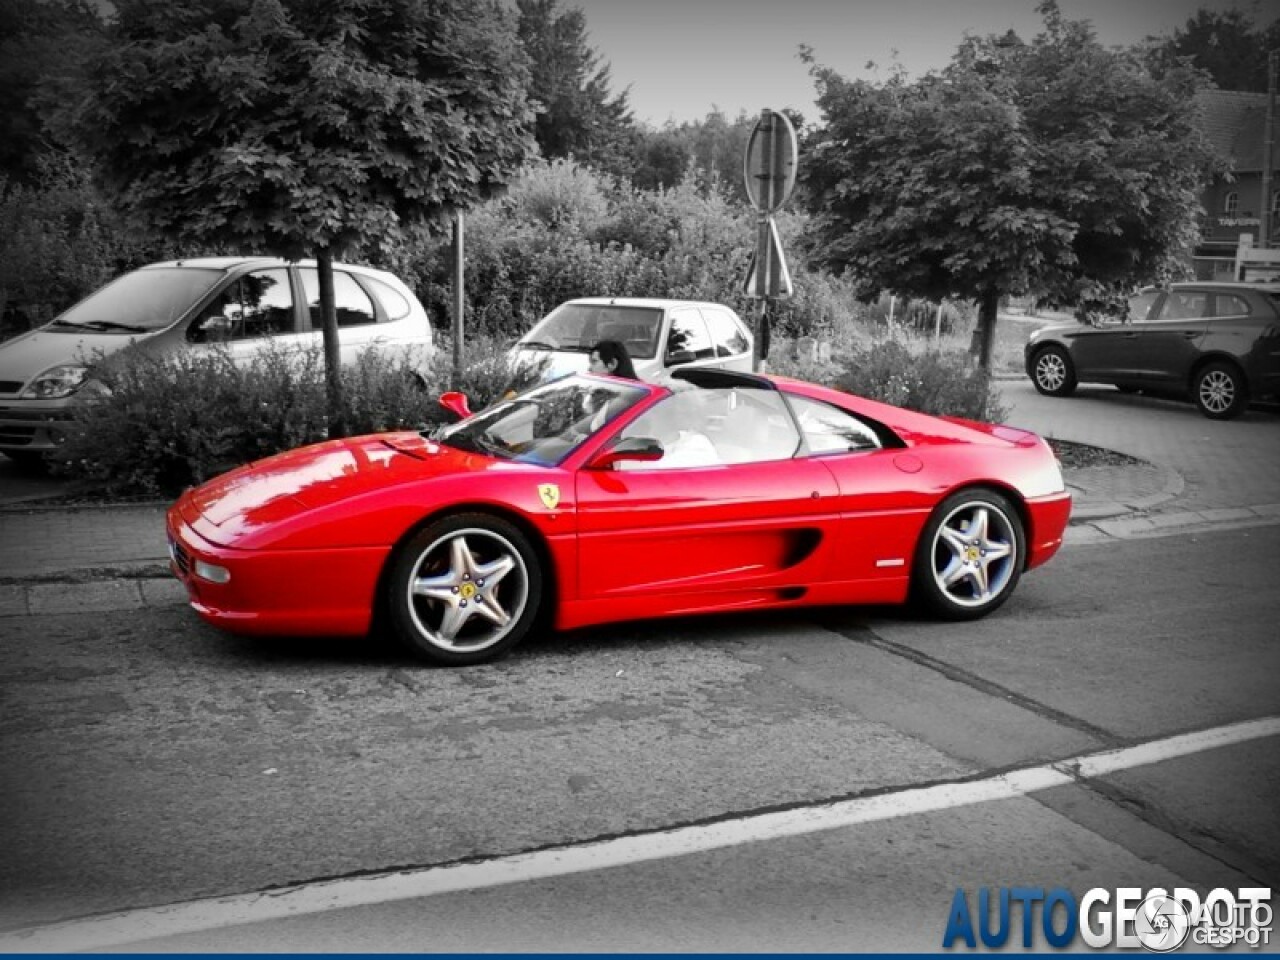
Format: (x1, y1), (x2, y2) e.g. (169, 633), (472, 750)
(743, 109), (798, 213)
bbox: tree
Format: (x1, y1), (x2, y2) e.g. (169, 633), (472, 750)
(799, 1), (1219, 369)
(1143, 8), (1280, 93)
(72, 0), (535, 434)
(0, 0), (105, 185)
(516, 0), (638, 180)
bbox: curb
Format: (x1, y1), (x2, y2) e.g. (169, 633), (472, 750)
(0, 572), (186, 619)
(1064, 458), (1184, 522)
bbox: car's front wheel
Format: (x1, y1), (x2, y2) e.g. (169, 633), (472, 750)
(388, 513), (542, 666)
(1030, 346), (1077, 397)
(913, 489), (1025, 620)
(1193, 362), (1248, 420)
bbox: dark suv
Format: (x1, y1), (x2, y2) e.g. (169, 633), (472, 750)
(1025, 282), (1280, 419)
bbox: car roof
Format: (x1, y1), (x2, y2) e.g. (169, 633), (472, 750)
(140, 257), (397, 280)
(1166, 281), (1280, 292)
(564, 297), (733, 310)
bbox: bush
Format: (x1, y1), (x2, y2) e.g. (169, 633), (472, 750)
(54, 335), (544, 497)
(769, 338), (1007, 424)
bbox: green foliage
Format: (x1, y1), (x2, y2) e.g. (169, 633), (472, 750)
(770, 339), (1008, 424)
(798, 0), (1221, 366)
(53, 336), (540, 497)
(407, 159), (864, 339)
(0, 0), (105, 185)
(74, 0), (536, 261)
(0, 158), (176, 339)
(1142, 7), (1280, 93)
(516, 0), (638, 181)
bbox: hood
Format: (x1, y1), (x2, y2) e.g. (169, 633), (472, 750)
(186, 432), (496, 529)
(0, 327), (142, 389)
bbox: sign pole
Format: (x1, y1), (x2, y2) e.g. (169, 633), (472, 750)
(452, 212), (465, 388)
(753, 110), (774, 371)
(742, 108), (797, 371)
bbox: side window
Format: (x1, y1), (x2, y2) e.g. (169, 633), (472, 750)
(238, 270), (296, 338)
(1213, 294), (1250, 318)
(1157, 291), (1209, 322)
(616, 387), (799, 469)
(186, 269), (294, 343)
(1127, 291), (1160, 324)
(364, 276), (412, 321)
(665, 309), (715, 364)
(617, 389), (727, 470)
(300, 269), (378, 329)
(702, 308), (750, 357)
(788, 395), (882, 456)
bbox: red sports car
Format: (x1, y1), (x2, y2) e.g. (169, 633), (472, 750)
(167, 368), (1071, 666)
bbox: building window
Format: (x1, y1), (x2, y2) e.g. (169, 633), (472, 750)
(1272, 191), (1280, 219)
(1223, 192), (1239, 215)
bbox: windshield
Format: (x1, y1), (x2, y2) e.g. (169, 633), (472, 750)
(431, 376), (648, 466)
(519, 303), (664, 359)
(50, 267), (226, 334)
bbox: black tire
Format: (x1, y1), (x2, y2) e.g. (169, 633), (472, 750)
(1, 450), (49, 473)
(1193, 361), (1248, 420)
(1030, 345), (1077, 397)
(387, 513), (542, 666)
(912, 488), (1026, 621)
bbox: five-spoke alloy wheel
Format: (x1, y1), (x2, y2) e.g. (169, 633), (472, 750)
(1030, 345), (1077, 397)
(913, 489), (1025, 620)
(1193, 361), (1247, 420)
(388, 513), (542, 666)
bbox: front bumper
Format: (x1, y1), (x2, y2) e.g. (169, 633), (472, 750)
(167, 509), (390, 637)
(0, 399), (75, 454)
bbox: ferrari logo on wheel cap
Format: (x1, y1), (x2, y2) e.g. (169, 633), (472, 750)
(538, 483), (560, 510)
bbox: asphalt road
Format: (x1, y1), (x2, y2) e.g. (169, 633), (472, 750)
(1, 523), (1276, 951)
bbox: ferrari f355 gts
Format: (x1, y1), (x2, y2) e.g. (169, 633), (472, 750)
(167, 368), (1071, 666)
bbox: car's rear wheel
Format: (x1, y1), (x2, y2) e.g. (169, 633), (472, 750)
(1031, 346), (1077, 397)
(913, 489), (1025, 620)
(388, 513), (542, 666)
(1193, 362), (1248, 420)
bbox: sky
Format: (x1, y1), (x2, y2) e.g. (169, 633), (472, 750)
(573, 0), (1273, 127)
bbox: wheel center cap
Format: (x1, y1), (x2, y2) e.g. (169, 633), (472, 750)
(965, 546), (980, 563)
(459, 582), (478, 600)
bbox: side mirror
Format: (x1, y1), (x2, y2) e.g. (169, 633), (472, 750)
(587, 436), (664, 470)
(439, 391), (472, 420)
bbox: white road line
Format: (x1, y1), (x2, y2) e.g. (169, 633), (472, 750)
(6, 716), (1278, 953)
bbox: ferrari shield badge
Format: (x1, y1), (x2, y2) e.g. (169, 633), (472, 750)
(538, 483), (560, 510)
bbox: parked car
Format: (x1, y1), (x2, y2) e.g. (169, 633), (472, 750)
(1025, 281), (1280, 419)
(0, 257), (433, 465)
(167, 366), (1071, 667)
(510, 297), (753, 381)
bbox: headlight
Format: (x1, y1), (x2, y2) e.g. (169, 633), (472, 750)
(19, 364), (92, 399)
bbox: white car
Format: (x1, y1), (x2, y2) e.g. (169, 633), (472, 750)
(511, 297), (754, 382)
(0, 257), (433, 465)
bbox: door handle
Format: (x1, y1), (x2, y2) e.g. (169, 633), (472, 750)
(1182, 331), (1199, 339)
(1123, 332), (1139, 338)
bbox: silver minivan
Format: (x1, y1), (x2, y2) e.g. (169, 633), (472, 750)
(511, 297), (754, 382)
(0, 257), (433, 464)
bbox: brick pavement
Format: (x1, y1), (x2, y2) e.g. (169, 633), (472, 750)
(997, 379), (1280, 513)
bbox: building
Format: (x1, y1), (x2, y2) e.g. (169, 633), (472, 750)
(1192, 89), (1277, 281)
